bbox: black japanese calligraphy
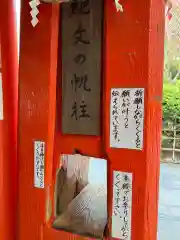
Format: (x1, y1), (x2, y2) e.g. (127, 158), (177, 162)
(121, 90), (130, 129)
(73, 23), (90, 45)
(74, 53), (86, 65)
(121, 182), (131, 191)
(114, 174), (122, 217)
(112, 90), (120, 97)
(112, 122), (120, 142)
(71, 101), (78, 120)
(112, 97), (118, 115)
(68, 1), (91, 126)
(71, 74), (91, 92)
(79, 100), (90, 118)
(116, 173), (121, 181)
(121, 225), (128, 238)
(71, 0), (90, 15)
(111, 88), (144, 149)
(62, 0), (102, 135)
(134, 89), (143, 97)
(34, 142), (45, 188)
(133, 89), (144, 149)
(122, 200), (128, 209)
(71, 100), (90, 120)
(121, 90), (130, 98)
(134, 97), (143, 105)
(113, 172), (132, 239)
(111, 91), (120, 143)
(124, 174), (129, 182)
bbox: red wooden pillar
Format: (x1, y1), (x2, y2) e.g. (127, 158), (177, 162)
(0, 0), (18, 240)
(104, 0), (165, 239)
(18, 0), (165, 240)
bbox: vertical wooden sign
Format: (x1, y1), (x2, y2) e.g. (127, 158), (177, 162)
(61, 0), (103, 135)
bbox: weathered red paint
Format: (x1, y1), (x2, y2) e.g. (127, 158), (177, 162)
(18, 0), (165, 240)
(0, 0), (18, 240)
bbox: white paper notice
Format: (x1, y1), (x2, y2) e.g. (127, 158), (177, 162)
(34, 141), (45, 188)
(0, 74), (4, 120)
(112, 171), (133, 240)
(110, 88), (144, 150)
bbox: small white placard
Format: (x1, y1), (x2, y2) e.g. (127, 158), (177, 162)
(112, 171), (133, 240)
(0, 74), (3, 120)
(110, 88), (144, 150)
(34, 141), (45, 188)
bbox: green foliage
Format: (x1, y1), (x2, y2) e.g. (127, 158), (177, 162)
(163, 80), (180, 122)
(169, 64), (180, 80)
(164, 38), (180, 82)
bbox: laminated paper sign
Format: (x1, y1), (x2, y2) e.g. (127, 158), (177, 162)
(112, 171), (133, 240)
(34, 141), (45, 188)
(110, 88), (145, 150)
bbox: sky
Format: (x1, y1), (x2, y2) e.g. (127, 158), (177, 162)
(88, 158), (107, 185)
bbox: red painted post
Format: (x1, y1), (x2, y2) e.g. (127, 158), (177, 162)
(17, 0), (165, 240)
(0, 0), (18, 239)
(104, 0), (165, 239)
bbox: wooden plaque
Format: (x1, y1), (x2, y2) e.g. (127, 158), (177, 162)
(61, 0), (103, 135)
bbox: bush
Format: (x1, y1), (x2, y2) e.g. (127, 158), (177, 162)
(163, 80), (180, 122)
